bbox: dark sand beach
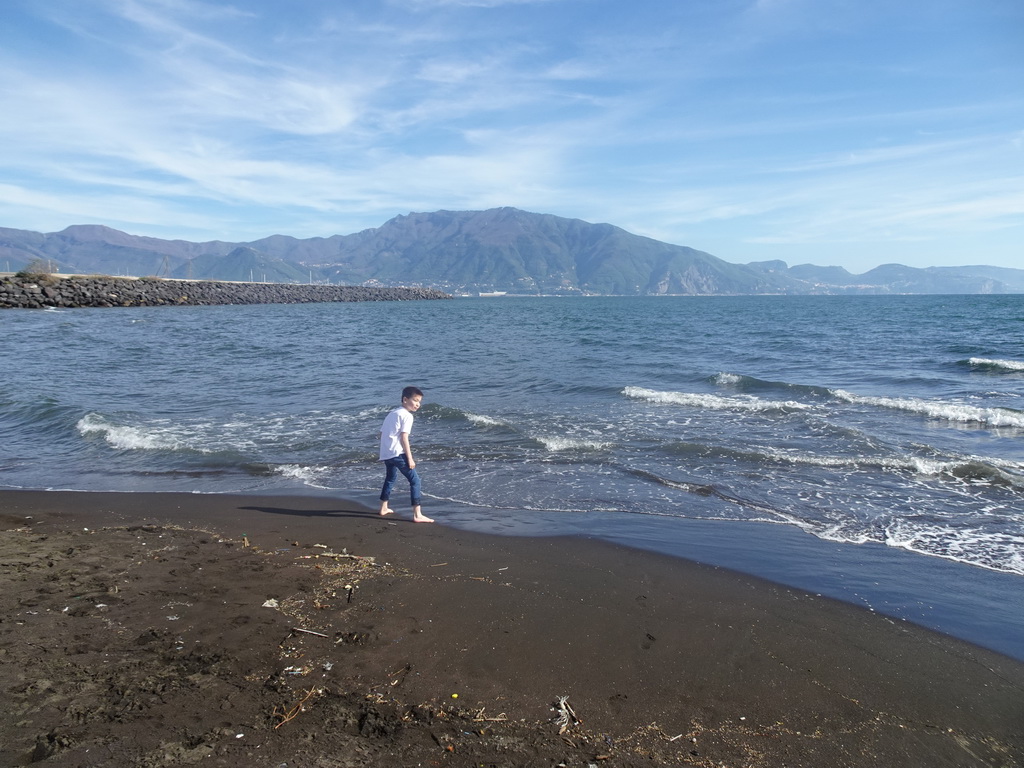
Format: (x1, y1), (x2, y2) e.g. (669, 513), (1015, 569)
(2, 490), (1022, 767)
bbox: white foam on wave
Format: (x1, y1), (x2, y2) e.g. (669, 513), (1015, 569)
(275, 464), (333, 488)
(832, 389), (1024, 428)
(713, 372), (743, 386)
(761, 449), (917, 472)
(466, 412), (506, 428)
(760, 449), (859, 469)
(969, 357), (1024, 372)
(536, 436), (612, 452)
(77, 413), (190, 451)
(882, 520), (1024, 576)
(623, 386), (810, 413)
(906, 456), (958, 475)
(762, 448), (1021, 486)
(785, 511), (1024, 576)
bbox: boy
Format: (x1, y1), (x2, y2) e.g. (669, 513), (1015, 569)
(378, 386), (433, 523)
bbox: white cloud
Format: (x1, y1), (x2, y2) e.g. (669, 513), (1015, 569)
(394, 0), (567, 7)
(0, 0), (1021, 269)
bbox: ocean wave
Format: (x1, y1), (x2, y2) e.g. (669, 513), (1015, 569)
(759, 449), (1023, 488)
(535, 436), (613, 452)
(427, 404), (513, 429)
(465, 412), (508, 428)
(622, 466), (720, 496)
(966, 357), (1024, 372)
(75, 409), (375, 457)
(618, 492), (1024, 577)
(620, 467), (785, 518)
(796, 515), (1024, 576)
(77, 413), (195, 452)
(881, 520), (1024, 576)
(274, 463), (334, 488)
(712, 372), (744, 386)
(624, 386), (812, 413)
(664, 435), (1023, 487)
(0, 396), (83, 442)
(711, 372), (832, 398)
(831, 389), (1024, 428)
(945, 459), (1024, 488)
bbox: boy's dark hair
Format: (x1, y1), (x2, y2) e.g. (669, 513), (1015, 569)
(402, 386), (424, 400)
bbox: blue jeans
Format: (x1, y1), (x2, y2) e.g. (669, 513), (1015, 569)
(380, 456), (422, 507)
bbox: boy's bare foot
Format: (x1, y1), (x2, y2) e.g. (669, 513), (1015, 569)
(413, 513), (434, 523)
(379, 506), (395, 516)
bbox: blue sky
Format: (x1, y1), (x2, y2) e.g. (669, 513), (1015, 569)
(2, 0), (1021, 273)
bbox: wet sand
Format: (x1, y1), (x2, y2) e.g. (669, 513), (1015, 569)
(2, 490), (1022, 767)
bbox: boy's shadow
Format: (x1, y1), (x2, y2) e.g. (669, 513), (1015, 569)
(239, 505), (378, 520)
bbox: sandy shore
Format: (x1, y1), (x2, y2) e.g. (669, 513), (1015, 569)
(2, 490), (1022, 767)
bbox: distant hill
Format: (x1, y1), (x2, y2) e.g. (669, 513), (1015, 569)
(1, 208), (1021, 295)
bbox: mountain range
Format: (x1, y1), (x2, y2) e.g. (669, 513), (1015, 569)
(2, 207), (1021, 295)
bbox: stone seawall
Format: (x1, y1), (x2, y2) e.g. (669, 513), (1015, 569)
(0, 275), (451, 309)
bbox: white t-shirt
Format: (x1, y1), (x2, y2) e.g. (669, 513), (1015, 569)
(379, 406), (414, 461)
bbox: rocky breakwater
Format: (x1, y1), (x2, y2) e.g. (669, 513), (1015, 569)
(0, 275), (451, 309)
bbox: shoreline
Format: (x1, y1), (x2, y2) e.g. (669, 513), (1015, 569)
(271, 485), (1024, 662)
(455, 506), (1024, 663)
(8, 485), (1024, 661)
(2, 489), (1022, 766)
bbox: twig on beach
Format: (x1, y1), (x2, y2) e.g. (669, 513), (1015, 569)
(323, 552), (376, 563)
(472, 708), (508, 722)
(298, 551), (377, 564)
(291, 627), (328, 638)
(553, 695), (581, 734)
(272, 687), (321, 729)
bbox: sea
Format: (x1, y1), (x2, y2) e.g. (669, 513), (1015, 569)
(2, 294), (1023, 659)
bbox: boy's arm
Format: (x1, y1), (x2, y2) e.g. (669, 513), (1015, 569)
(400, 432), (415, 468)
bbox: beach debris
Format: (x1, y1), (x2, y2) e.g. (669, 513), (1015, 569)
(291, 627), (328, 638)
(314, 543), (328, 548)
(472, 708), (508, 722)
(272, 687), (321, 729)
(262, 599), (280, 609)
(553, 695), (581, 734)
(299, 551), (376, 564)
(242, 536), (250, 548)
(335, 631), (367, 645)
(382, 664), (412, 688)
(345, 584), (355, 602)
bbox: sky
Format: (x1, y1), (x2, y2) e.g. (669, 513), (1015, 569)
(1, 0), (1021, 273)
